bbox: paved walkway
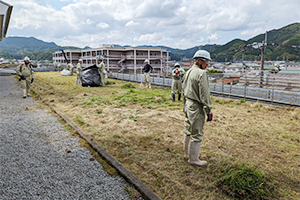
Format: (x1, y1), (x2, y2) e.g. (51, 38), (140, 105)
(0, 76), (132, 200)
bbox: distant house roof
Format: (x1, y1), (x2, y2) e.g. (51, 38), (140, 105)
(183, 62), (193, 66)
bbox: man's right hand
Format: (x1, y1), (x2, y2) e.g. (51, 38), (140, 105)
(20, 75), (25, 80)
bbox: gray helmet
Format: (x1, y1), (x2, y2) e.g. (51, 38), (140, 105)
(24, 56), (30, 61)
(174, 62), (180, 68)
(192, 50), (212, 61)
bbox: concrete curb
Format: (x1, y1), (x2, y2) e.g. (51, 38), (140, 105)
(31, 88), (162, 200)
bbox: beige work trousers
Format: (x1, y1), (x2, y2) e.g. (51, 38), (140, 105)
(20, 76), (31, 90)
(144, 73), (150, 84)
(184, 98), (206, 142)
(172, 79), (182, 94)
(101, 73), (105, 86)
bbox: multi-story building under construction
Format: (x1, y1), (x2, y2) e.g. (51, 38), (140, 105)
(52, 44), (170, 75)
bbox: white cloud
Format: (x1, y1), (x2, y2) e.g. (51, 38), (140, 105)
(134, 33), (162, 43)
(97, 22), (109, 29)
(125, 20), (139, 27)
(207, 33), (220, 41)
(6, 0), (300, 49)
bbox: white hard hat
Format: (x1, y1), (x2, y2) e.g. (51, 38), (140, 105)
(24, 56), (30, 61)
(174, 62), (180, 67)
(144, 59), (149, 63)
(192, 50), (212, 61)
(79, 59), (83, 62)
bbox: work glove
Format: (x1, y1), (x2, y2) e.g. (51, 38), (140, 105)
(148, 71), (151, 73)
(207, 113), (213, 121)
(20, 75), (25, 80)
(31, 78), (34, 83)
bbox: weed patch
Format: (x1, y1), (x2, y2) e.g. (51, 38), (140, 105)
(240, 98), (247, 103)
(120, 83), (135, 89)
(216, 162), (277, 199)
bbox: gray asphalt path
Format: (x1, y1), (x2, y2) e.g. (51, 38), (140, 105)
(0, 76), (132, 200)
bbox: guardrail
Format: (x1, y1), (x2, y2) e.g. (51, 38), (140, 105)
(112, 73), (300, 107)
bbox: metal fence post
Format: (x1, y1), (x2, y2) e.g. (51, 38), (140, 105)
(272, 74), (275, 105)
(222, 75), (224, 97)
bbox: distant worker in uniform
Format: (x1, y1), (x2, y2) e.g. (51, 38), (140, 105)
(66, 63), (74, 76)
(16, 56), (34, 98)
(97, 59), (106, 86)
(182, 50), (213, 166)
(142, 59), (153, 88)
(171, 63), (185, 102)
(76, 59), (83, 84)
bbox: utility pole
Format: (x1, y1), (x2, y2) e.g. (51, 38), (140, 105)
(259, 32), (267, 88)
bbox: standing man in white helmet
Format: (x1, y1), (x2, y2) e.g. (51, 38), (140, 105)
(97, 58), (105, 86)
(171, 63), (185, 102)
(16, 56), (34, 98)
(76, 59), (83, 84)
(182, 50), (213, 166)
(142, 59), (153, 88)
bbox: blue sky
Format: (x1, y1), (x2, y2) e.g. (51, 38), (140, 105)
(39, 0), (70, 10)
(5, 0), (300, 49)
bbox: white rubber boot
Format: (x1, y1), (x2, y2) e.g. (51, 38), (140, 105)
(184, 135), (190, 159)
(149, 83), (151, 88)
(27, 89), (31, 97)
(23, 89), (27, 98)
(188, 141), (207, 166)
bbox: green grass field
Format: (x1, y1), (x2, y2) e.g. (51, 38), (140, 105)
(30, 72), (300, 200)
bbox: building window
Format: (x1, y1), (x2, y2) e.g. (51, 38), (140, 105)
(154, 53), (158, 56)
(136, 53), (139, 56)
(136, 62), (139, 64)
(150, 53), (152, 56)
(142, 53), (145, 56)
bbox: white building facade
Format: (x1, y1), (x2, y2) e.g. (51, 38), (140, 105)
(52, 44), (170, 75)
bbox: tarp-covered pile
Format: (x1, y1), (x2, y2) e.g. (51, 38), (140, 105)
(81, 64), (101, 87)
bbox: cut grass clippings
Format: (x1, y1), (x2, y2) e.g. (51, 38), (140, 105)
(30, 72), (300, 200)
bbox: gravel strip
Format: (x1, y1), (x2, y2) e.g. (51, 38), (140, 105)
(0, 76), (133, 200)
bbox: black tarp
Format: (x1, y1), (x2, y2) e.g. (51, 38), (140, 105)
(81, 64), (101, 87)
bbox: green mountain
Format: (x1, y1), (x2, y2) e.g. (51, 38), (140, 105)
(210, 22), (300, 62)
(0, 36), (80, 60)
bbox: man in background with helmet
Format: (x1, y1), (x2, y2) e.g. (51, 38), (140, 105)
(142, 59), (153, 88)
(182, 49), (213, 166)
(16, 57), (34, 98)
(171, 63), (185, 102)
(76, 59), (83, 84)
(97, 58), (106, 86)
